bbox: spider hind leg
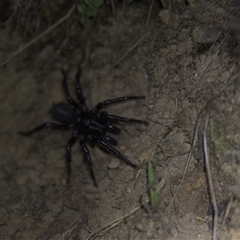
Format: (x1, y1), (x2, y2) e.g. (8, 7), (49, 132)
(98, 139), (138, 169)
(66, 135), (77, 184)
(80, 140), (97, 187)
(19, 122), (69, 136)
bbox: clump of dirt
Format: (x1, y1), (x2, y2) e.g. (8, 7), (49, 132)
(0, 0), (240, 239)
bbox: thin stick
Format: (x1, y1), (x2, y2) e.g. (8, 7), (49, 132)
(221, 195), (233, 228)
(86, 169), (167, 239)
(62, 224), (77, 240)
(0, 4), (76, 68)
(85, 205), (142, 240)
(146, 0), (154, 26)
(165, 115), (200, 213)
(165, 43), (238, 214)
(108, 34), (146, 71)
(110, 0), (115, 17)
(203, 113), (218, 240)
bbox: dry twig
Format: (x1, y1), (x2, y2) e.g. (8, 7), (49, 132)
(108, 34), (146, 71)
(85, 205), (141, 240)
(146, 0), (154, 27)
(221, 195), (233, 228)
(203, 113), (218, 240)
(110, 0), (115, 17)
(0, 4), (76, 68)
(165, 115), (201, 213)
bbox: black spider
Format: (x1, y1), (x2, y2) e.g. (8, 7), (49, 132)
(20, 68), (148, 186)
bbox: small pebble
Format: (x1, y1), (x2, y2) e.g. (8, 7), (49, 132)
(126, 188), (131, 193)
(136, 223), (144, 231)
(159, 9), (179, 27)
(108, 158), (120, 169)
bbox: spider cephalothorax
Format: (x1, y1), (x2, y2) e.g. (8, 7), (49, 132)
(20, 68), (148, 186)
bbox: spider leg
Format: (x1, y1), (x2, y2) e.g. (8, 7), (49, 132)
(106, 123), (121, 134)
(89, 120), (121, 135)
(105, 115), (148, 126)
(102, 135), (118, 146)
(75, 66), (87, 111)
(90, 118), (120, 134)
(66, 134), (77, 184)
(80, 140), (97, 187)
(19, 122), (69, 136)
(98, 139), (138, 169)
(61, 69), (80, 109)
(95, 96), (145, 111)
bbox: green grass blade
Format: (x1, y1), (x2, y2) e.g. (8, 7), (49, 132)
(147, 160), (158, 210)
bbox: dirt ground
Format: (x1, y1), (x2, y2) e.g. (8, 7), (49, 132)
(1, 0), (240, 239)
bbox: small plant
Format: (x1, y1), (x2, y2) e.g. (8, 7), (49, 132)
(77, 0), (104, 24)
(147, 160), (159, 211)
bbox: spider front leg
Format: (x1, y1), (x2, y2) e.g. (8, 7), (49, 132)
(80, 140), (97, 187)
(61, 69), (80, 110)
(95, 96), (146, 112)
(102, 135), (118, 146)
(19, 122), (69, 135)
(106, 121), (121, 134)
(75, 67), (87, 111)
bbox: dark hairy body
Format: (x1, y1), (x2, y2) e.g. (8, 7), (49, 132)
(20, 68), (148, 186)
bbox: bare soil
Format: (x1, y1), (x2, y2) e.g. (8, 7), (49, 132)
(0, 1), (240, 239)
